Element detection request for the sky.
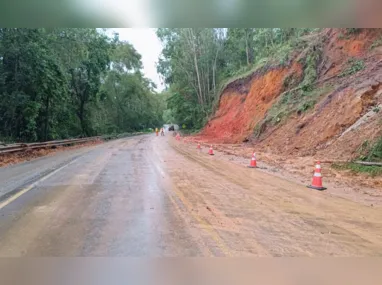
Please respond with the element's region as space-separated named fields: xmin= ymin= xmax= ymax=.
xmin=111 ymin=28 xmax=165 ymax=92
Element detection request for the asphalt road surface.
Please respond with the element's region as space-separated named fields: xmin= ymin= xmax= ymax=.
xmin=0 ymin=134 xmax=381 ymax=257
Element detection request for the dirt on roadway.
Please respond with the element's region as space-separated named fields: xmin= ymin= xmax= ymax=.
xmin=0 ymin=139 xmax=103 ymax=168
xmin=0 ymin=134 xmax=381 ymax=257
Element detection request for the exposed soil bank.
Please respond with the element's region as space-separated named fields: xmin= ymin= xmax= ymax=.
xmin=195 ymin=28 xmax=382 ymax=169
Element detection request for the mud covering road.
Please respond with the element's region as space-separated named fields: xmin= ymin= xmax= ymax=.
xmin=0 ymin=134 xmax=381 ymax=257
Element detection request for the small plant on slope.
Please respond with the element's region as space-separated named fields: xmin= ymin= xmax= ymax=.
xmin=340 ymin=58 xmax=365 ymax=77
xmin=333 ymin=136 xmax=382 ymax=177
xmin=366 ymin=136 xmax=382 ymax=162
xmin=370 ymin=36 xmax=382 ymax=50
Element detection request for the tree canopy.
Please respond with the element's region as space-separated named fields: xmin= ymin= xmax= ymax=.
xmin=0 ymin=28 xmax=164 ymax=142
xmin=157 ymin=28 xmax=318 ymax=129
xmin=0 ymin=28 xmax=321 ymax=141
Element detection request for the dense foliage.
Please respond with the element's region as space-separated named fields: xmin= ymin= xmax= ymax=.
xmin=157 ymin=28 xmax=318 ymax=129
xmin=0 ymin=28 xmax=164 ymax=142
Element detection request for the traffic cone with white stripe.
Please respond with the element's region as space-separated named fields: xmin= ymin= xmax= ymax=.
xmin=208 ymin=145 xmax=214 ymax=155
xmin=247 ymin=152 xmax=257 ymax=168
xmin=307 ymin=161 xmax=326 ymax=191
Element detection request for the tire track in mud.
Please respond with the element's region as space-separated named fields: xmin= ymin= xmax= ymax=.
xmin=171 ymin=140 xmax=382 ymax=256
xmin=146 ymin=136 xmax=234 ymax=256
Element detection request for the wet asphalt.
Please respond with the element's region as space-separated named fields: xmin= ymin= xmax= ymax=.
xmin=1 ymin=134 xmax=382 ymax=257
xmin=0 ymin=135 xmax=201 ymax=256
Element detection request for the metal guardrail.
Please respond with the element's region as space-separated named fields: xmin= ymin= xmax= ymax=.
xmin=0 ymin=137 xmax=102 ymax=154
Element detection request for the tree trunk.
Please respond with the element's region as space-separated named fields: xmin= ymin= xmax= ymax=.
xmin=79 ymin=99 xmax=86 ymax=136
xmin=212 ymin=31 xmax=221 ymax=96
xmin=245 ymin=33 xmax=250 ymax=66
xmin=207 ymin=64 xmax=210 ymax=101
xmin=270 ymin=28 xmax=274 ymax=47
xmin=212 ymin=65 xmax=216 ymax=95
xmin=44 ymin=95 xmax=50 ymax=141
xmin=190 ymin=29 xmax=203 ymax=106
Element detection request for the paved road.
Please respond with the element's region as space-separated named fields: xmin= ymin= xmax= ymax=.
xmin=0 ymin=135 xmax=381 ymax=257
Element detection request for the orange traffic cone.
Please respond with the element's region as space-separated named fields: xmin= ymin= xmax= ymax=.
xmin=307 ymin=161 xmax=326 ymax=191
xmin=247 ymin=152 xmax=257 ymax=168
xmin=197 ymin=143 xmax=201 ymax=150
xmin=208 ymin=145 xmax=214 ymax=155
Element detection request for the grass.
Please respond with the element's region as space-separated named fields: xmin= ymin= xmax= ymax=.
xmin=271 ymin=43 xmax=294 ymax=65
xmin=332 ymin=136 xmax=382 ymax=177
xmin=338 ymin=29 xmax=362 ymax=40
xmin=253 ymin=44 xmax=328 ymax=138
xmin=370 ymin=36 xmax=382 ymax=50
xmin=283 ymin=72 xmax=301 ymax=90
xmin=356 ymin=136 xmax=382 ymax=162
xmin=213 ymin=34 xmax=322 ymax=114
xmin=216 ymin=60 xmax=268 ymax=97
xmin=265 ymin=84 xmax=333 ymax=125
xmin=215 ymin=35 xmax=324 ymax=139
xmin=365 ymin=136 xmax=382 ymax=162
xmin=332 ymin=163 xmax=382 ymax=177
xmin=0 ymin=137 xmax=16 ymax=144
xmin=346 ymin=28 xmax=362 ymax=35
xmin=300 ymin=49 xmax=321 ymax=87
xmin=339 ymin=58 xmax=365 ymax=77
xmin=213 ymin=42 xmax=296 ymax=113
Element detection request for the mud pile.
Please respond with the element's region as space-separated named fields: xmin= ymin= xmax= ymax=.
xmin=197 ymin=29 xmax=382 ymax=160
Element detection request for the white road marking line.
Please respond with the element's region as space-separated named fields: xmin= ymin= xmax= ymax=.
xmin=0 ymin=158 xmax=79 ymax=210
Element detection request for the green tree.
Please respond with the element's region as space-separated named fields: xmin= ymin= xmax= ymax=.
xmin=68 ymin=29 xmax=112 ymax=136
xmin=0 ymin=28 xmax=68 ymax=141
xmin=0 ymin=28 xmax=163 ymax=143
xmin=157 ymin=28 xmax=319 ymax=129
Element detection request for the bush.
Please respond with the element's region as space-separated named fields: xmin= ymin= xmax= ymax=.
xmin=366 ymin=136 xmax=382 ymax=162
xmin=370 ymin=36 xmax=382 ymax=50
xmin=332 ymin=162 xmax=382 ymax=177
xmin=297 ymin=100 xmax=316 ymax=113
xmin=269 ymin=85 xmax=332 ymax=122
xmin=355 ymin=136 xmax=382 ymax=163
xmin=340 ymin=58 xmax=365 ymax=77
xmin=272 ymin=43 xmax=293 ymax=65
xmin=346 ymin=28 xmax=362 ymax=35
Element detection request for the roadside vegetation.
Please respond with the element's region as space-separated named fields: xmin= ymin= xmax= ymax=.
xmin=369 ymin=36 xmax=382 ymax=50
xmin=158 ymin=28 xmax=378 ymax=135
xmin=252 ymin=41 xmax=330 ymax=137
xmin=254 ymin=84 xmax=334 ymax=137
xmin=332 ymin=136 xmax=382 ymax=177
xmin=1 ymin=28 xmax=378 ymax=146
xmin=332 ymin=163 xmax=382 ymax=177
xmin=339 ymin=58 xmax=365 ymax=78
xmin=359 ymin=136 xmax=382 ymax=162
xmin=0 ymin=28 xmax=165 ymax=143
xmin=157 ymin=28 xmax=320 ymax=130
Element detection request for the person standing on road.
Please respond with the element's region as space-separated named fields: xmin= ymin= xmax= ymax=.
xmin=155 ymin=128 xmax=159 ymax=136
xmin=161 ymin=128 xmax=165 ymax=136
